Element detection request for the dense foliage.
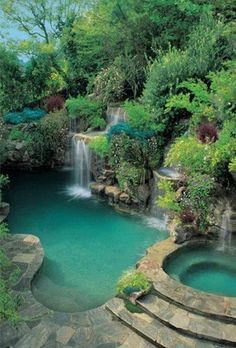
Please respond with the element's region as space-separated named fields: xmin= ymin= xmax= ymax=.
xmin=31 ymin=110 xmax=69 ymax=166
xmin=0 ymin=223 xmax=19 ymax=323
xmin=66 ymin=96 xmax=106 ymax=131
xmin=89 ymin=136 xmax=109 ymax=157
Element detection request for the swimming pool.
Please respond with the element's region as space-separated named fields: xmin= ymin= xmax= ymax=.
xmin=7 ymin=170 xmax=167 ymax=312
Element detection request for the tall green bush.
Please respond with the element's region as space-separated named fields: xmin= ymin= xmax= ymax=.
xmin=142 ymin=17 xmax=234 ymax=141
xmin=124 ymin=101 xmax=160 ymax=132
xmin=116 ymin=162 xmax=143 ymax=197
xmin=165 ymin=60 xmax=236 ymax=128
xmin=31 ymin=110 xmax=68 ymax=165
xmin=0 ymin=223 xmax=19 ymax=323
xmin=66 ymin=96 xmax=106 ymax=130
xmin=89 ymin=136 xmax=109 ymax=157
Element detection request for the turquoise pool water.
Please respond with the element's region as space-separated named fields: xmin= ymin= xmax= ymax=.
xmin=6 ymin=170 xmax=167 ymax=312
xmin=164 ymin=244 xmax=236 ymax=297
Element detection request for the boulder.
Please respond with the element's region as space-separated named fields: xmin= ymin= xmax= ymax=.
xmin=90 ymin=183 xmax=106 ymax=195
xmin=119 ymin=192 xmax=131 ymax=204
xmin=15 ymin=142 xmax=25 ymax=151
xmin=97 ymin=175 xmax=107 ymax=183
xmin=105 ymin=186 xmax=121 ymax=203
xmin=0 ymin=202 xmax=10 ymax=216
xmin=137 ymin=184 xmax=151 ymax=204
xmin=173 ymin=224 xmax=196 ymax=244
xmin=104 ymin=169 xmax=115 ymax=179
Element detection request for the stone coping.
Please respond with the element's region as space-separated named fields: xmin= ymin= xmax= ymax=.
xmin=137 ymin=238 xmax=236 ymax=322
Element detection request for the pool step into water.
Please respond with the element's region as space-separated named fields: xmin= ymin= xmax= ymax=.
xmin=137 ymin=294 xmax=236 ymax=346
xmin=106 ymin=297 xmax=225 ymax=348
xmin=153 ymin=278 xmax=236 ymax=323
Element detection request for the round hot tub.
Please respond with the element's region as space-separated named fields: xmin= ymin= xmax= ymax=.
xmin=163 ymin=243 xmax=236 ymax=297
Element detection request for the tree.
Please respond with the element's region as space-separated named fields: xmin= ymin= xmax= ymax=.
xmin=0 ymin=0 xmax=87 ymax=43
xmin=0 ymin=45 xmax=27 ymax=113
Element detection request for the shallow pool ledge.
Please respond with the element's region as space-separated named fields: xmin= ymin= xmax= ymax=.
xmin=137 ymin=237 xmax=236 ymax=323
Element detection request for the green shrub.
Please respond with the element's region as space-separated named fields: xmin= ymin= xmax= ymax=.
xmin=162 ymin=117 xmax=236 ymax=230
xmin=9 ymin=128 xmax=32 ymax=143
xmin=165 ymin=120 xmax=236 ymax=179
xmin=187 ymin=174 xmax=215 ymax=231
xmin=0 ymin=277 xmax=19 ymax=323
xmin=109 ymin=132 xmax=160 ymax=171
xmin=209 ymin=120 xmax=236 ymax=174
xmin=93 ymin=61 xmax=125 ymax=104
xmin=0 ymin=249 xmax=10 ymax=269
xmin=165 ymin=136 xmax=211 ymax=175
xmin=0 ymin=223 xmax=9 ymax=238
xmin=157 ymin=179 xmax=181 ymax=213
xmin=229 ymin=158 xmax=236 ymax=172
xmin=109 ymin=132 xmax=161 ymax=194
xmin=116 ymin=162 xmax=143 ymax=197
xmin=66 ymin=96 xmax=106 ymax=130
xmin=0 ymin=223 xmax=19 ymax=323
xmin=165 ymin=60 xmax=236 ymax=128
xmin=124 ymin=101 xmax=160 ymax=132
xmin=31 ymin=110 xmax=68 ymax=165
xmin=143 ymin=47 xmax=190 ymax=110
xmin=117 ymin=270 xmax=150 ymax=296
xmin=89 ymin=136 xmax=109 ymax=157
xmin=142 ymin=17 xmax=231 ymax=140
xmin=0 ymin=174 xmax=9 ymax=189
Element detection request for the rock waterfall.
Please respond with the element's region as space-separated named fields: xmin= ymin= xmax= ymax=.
xmin=67 ymin=136 xmax=92 ymax=198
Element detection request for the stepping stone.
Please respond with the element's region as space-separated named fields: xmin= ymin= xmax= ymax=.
xmin=14 ymin=323 xmax=53 ymax=348
xmin=56 ymin=326 xmax=75 ymax=345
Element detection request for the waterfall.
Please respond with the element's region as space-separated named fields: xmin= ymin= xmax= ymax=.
xmin=147 ymin=171 xmax=168 ymax=230
xmin=106 ymin=107 xmax=127 ymax=130
xmin=67 ymin=136 xmax=92 ymax=198
xmin=148 ymin=168 xmax=182 ymax=230
xmin=219 ymin=202 xmax=233 ymax=251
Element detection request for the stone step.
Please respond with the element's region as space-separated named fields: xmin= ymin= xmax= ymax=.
xmin=153 ymin=279 xmax=236 ymax=323
xmin=106 ymin=298 xmax=223 ymax=348
xmin=138 ymin=294 xmax=236 ymax=346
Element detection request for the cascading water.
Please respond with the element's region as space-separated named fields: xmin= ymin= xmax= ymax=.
xmin=106 ymin=106 xmax=127 ymax=130
xmin=67 ymin=136 xmax=92 ymax=198
xmin=147 ymin=171 xmax=168 ymax=230
xmin=219 ymin=202 xmax=233 ymax=251
xmin=148 ymin=168 xmax=182 ymax=230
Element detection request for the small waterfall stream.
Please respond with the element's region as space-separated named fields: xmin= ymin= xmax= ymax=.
xmin=148 ymin=171 xmax=168 ymax=230
xmin=148 ymin=168 xmax=182 ymax=230
xmin=106 ymin=106 xmax=127 ymax=130
xmin=67 ymin=136 xmax=92 ymax=198
xmin=219 ymin=202 xmax=233 ymax=251
xmin=73 ymin=138 xmax=91 ymax=188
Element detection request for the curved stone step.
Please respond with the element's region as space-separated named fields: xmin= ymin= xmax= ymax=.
xmin=153 ymin=277 xmax=236 ymax=323
xmin=137 ymin=294 xmax=236 ymax=346
xmin=106 ymin=298 xmax=224 ymax=348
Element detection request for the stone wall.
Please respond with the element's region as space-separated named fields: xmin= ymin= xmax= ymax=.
xmin=4 ymin=123 xmax=68 ymax=170
xmin=208 ymin=185 xmax=236 ymax=236
xmin=90 ymin=180 xmax=151 ymax=213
